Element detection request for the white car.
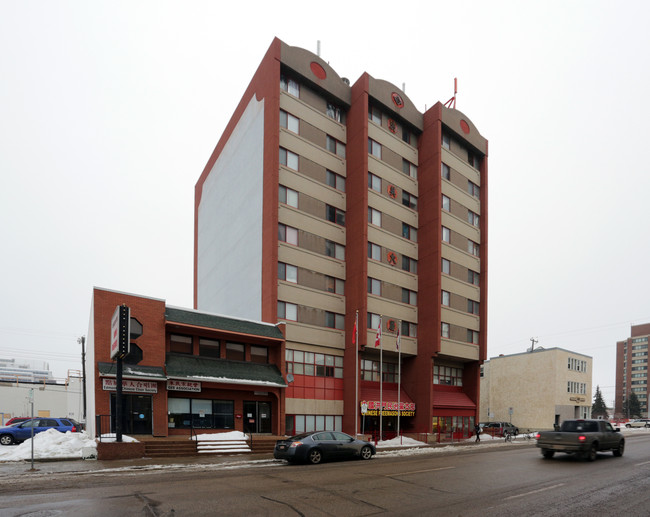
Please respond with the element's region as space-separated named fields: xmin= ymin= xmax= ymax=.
xmin=625 ymin=419 xmax=650 ymax=428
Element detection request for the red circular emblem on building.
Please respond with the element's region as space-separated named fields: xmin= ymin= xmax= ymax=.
xmin=387 ymin=184 xmax=397 ymax=199
xmin=391 ymin=92 xmax=404 ymax=109
xmin=387 ymin=251 xmax=398 ymax=266
xmin=386 ymin=319 xmax=397 ymax=332
xmin=460 ymin=120 xmax=470 ymax=134
xmin=310 ymin=62 xmax=327 ymax=80
xmin=388 ymin=119 xmax=397 ymax=133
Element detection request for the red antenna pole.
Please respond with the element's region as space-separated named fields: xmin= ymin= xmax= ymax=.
xmin=444 ymin=77 xmax=457 ymax=109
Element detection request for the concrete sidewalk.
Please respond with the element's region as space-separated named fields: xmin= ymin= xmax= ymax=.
xmin=0 ymin=438 xmax=537 ymax=480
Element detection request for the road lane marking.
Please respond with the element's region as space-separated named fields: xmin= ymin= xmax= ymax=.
xmin=505 ymin=483 xmax=565 ymax=500
xmin=387 ymin=466 xmax=455 ymax=476
xmin=635 ymin=460 xmax=650 ymax=466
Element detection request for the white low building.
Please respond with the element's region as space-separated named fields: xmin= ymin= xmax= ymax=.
xmin=480 ymin=347 xmax=592 ymax=431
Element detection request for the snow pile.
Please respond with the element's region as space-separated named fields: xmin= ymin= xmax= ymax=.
xmin=192 ymin=431 xmax=247 ymax=441
xmin=376 ymin=436 xmax=427 ymax=448
xmin=0 ymin=429 xmax=97 ymax=462
xmin=193 ymin=430 xmax=251 ymax=453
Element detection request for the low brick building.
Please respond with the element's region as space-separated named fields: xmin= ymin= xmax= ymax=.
xmin=86 ymin=287 xmax=287 ymax=438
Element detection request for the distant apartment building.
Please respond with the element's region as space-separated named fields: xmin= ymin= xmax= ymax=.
xmin=195 ymin=38 xmax=488 ymax=438
xmin=615 ymin=323 xmax=650 ymax=418
xmin=0 ymin=358 xmax=53 ymax=383
xmin=480 ymin=348 xmax=592 ymax=431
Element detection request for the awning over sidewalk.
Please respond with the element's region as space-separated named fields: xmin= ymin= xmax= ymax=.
xmin=165 ymin=354 xmax=287 ymax=388
xmin=432 ymin=390 xmax=476 ymax=408
xmin=98 ymin=362 xmax=166 ymax=381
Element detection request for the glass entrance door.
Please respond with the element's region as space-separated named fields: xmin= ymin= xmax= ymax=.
xmin=243 ymin=401 xmax=272 ymax=434
xmin=110 ymin=394 xmax=153 ymax=435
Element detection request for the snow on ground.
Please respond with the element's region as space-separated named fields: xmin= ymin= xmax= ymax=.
xmin=0 ymin=426 xmax=645 ymax=463
xmin=0 ymin=429 xmax=98 ymax=462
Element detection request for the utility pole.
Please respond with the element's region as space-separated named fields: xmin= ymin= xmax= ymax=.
xmin=530 ymin=337 xmax=538 ymax=352
xmin=78 ymin=336 xmax=87 ymax=422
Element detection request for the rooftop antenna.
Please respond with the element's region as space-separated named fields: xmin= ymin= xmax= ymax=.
xmin=529 ymin=337 xmax=538 ymax=352
xmin=444 ymin=77 xmax=457 ymax=109
xmin=317 ymin=40 xmax=321 ymax=57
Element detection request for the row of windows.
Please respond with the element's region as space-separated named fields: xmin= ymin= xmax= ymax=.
xmin=632 ymin=337 xmax=649 ymax=343
xmin=367 ymin=312 xmax=417 ymax=338
xmin=367 ymin=206 xmax=418 ymax=242
xmin=368 ymin=173 xmax=417 ymax=210
xmin=441 ymin=322 xmax=479 ymax=344
xmin=285 ymin=349 xmax=344 ymax=378
xmin=286 ymin=414 xmax=343 ymax=435
xmin=279 ymin=223 xmax=345 ymax=260
xmin=568 ymin=357 xmax=587 ymax=372
xmin=280 ymin=185 xmax=346 ymax=227
xmin=567 ymin=382 xmax=587 ymax=395
xmin=369 ymin=105 xmax=417 ymax=146
xmin=278 ymin=301 xmax=344 ymax=330
xmin=367 ymin=277 xmax=417 ymax=305
xmin=633 ymin=344 xmax=648 ymax=351
xmin=441 ymin=162 xmax=480 ymax=199
xmin=169 ymin=335 xmax=268 ymax=363
xmin=281 ymin=74 xmax=344 ymax=125
xmin=442 ymin=195 xmax=479 ymax=228
xmin=361 ymin=359 xmax=398 ymax=383
xmin=278 ymin=262 xmax=344 ymax=295
xmin=434 ymin=365 xmax=463 ymax=386
xmin=442 ymin=226 xmax=479 ymax=256
xmin=368 ymin=242 xmax=418 ymax=273
xmin=442 ymin=131 xmax=481 ymax=171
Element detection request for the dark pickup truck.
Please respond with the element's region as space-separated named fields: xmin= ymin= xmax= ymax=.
xmin=535 ymin=419 xmax=624 ymax=461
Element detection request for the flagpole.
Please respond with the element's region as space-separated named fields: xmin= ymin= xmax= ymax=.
xmin=379 ymin=315 xmax=383 ymax=443
xmin=397 ymin=320 xmax=402 ymax=444
xmin=354 ymin=310 xmax=359 ymax=437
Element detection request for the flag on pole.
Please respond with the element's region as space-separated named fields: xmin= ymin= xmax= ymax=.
xmin=396 ymin=322 xmax=401 ymax=350
xmin=374 ymin=319 xmax=382 ymax=347
xmin=352 ymin=313 xmax=357 ymax=345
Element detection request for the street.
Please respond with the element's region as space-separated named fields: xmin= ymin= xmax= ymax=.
xmin=1 ymin=434 xmax=650 ymax=516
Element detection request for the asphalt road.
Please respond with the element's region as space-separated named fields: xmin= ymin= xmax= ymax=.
xmin=1 ymin=434 xmax=650 ymax=516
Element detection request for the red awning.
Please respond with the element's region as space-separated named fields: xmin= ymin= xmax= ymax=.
xmin=432 ymin=390 xmax=476 ymax=409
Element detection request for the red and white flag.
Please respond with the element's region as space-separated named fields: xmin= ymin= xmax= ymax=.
xmin=396 ymin=322 xmax=401 ymax=350
xmin=352 ymin=312 xmax=358 ymax=345
xmin=374 ymin=317 xmax=382 ymax=348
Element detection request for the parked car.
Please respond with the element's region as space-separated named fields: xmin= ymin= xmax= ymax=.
xmin=625 ymin=419 xmax=650 ymax=428
xmin=0 ymin=418 xmax=82 ymax=445
xmin=274 ymin=431 xmax=375 ymax=464
xmin=479 ymin=422 xmax=519 ymax=437
xmin=4 ymin=417 xmax=30 ymax=426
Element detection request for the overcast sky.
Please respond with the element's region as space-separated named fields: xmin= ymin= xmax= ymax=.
xmin=2 ymin=1 xmax=649 ymax=406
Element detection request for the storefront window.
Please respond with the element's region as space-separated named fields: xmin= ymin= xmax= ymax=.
xmin=168 ymin=398 xmax=234 ymax=429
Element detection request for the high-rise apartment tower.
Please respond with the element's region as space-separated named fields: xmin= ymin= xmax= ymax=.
xmin=616 ymin=323 xmax=650 ymax=417
xmin=195 ymin=38 xmax=488 ymax=437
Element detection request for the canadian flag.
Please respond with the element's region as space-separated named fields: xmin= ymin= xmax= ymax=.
xmin=374 ymin=318 xmax=382 ymax=348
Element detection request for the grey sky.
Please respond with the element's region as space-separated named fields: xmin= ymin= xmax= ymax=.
xmin=1 ymin=1 xmax=649 ymax=406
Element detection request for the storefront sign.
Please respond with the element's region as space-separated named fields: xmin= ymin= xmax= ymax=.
xmin=102 ymin=378 xmax=158 ymax=393
xmin=363 ymin=400 xmax=415 ymax=411
xmin=167 ymin=380 xmax=201 ymax=392
xmin=364 ymin=410 xmax=415 ymax=417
